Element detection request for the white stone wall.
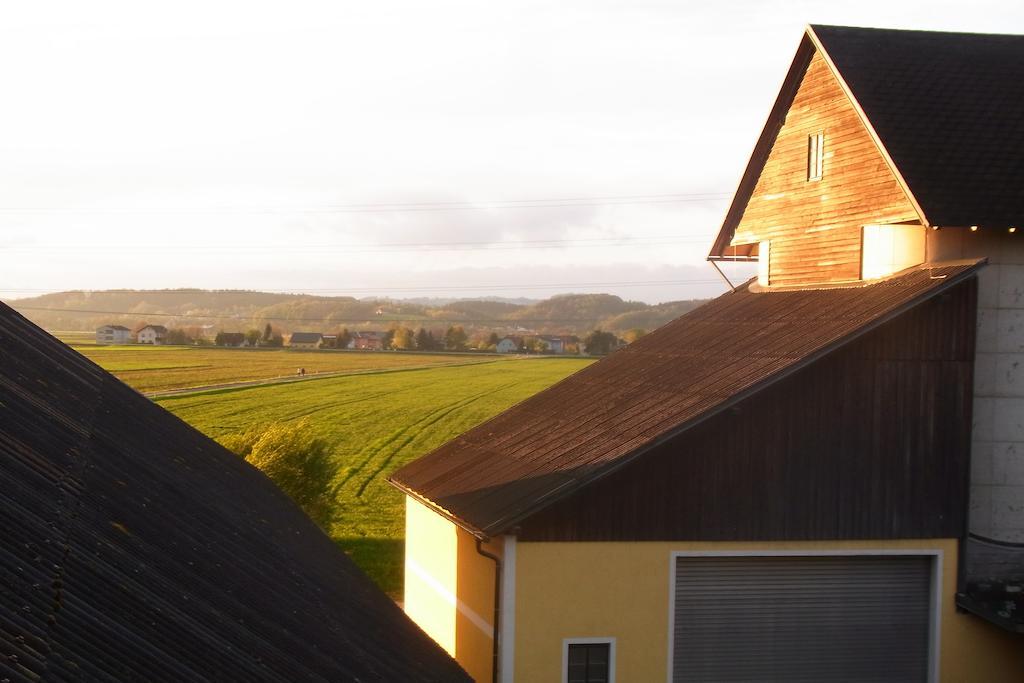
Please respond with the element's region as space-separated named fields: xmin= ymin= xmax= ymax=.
xmin=929 ymin=229 xmax=1024 ymax=542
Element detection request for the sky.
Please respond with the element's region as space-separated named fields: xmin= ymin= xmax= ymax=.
xmin=2 ymin=0 xmax=1023 ymax=304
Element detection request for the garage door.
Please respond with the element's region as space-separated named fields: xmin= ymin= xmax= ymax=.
xmin=672 ymin=555 xmax=934 ymax=682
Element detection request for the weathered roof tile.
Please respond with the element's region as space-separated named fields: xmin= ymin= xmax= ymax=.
xmin=391 ymin=262 xmax=983 ymax=537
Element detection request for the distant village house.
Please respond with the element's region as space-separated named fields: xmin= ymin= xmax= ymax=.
xmin=349 ymin=330 xmax=387 ymax=350
xmin=215 ymin=332 xmax=247 ymax=347
xmin=95 ymin=324 xmax=131 ymax=345
xmin=136 ymin=324 xmax=167 ymax=345
xmin=496 ymin=336 xmax=521 ymax=353
xmin=288 ymin=332 xmax=323 ymax=349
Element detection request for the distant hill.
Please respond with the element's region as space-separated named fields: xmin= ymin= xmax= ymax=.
xmin=5 ymin=289 xmax=708 ymax=337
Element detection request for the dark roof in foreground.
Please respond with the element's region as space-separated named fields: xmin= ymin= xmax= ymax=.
xmin=0 ymin=304 xmax=469 ymax=682
xmin=811 ymin=25 xmax=1024 ymax=229
xmin=391 ymin=261 xmax=982 ymax=538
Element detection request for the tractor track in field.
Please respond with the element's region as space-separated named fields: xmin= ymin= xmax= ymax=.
xmin=341 ymin=382 xmax=519 ymax=497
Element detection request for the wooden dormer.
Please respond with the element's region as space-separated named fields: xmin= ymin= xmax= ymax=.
xmin=710 ymin=26 xmax=1024 ymax=288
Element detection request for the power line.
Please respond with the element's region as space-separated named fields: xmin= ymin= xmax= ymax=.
xmin=8 ymin=234 xmax=699 ymax=248
xmin=0 ymin=191 xmax=731 ymax=215
xmin=1 ymin=237 xmax=714 ymax=254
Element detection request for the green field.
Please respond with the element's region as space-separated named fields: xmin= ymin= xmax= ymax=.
xmin=71 ymin=343 xmax=495 ymax=393
xmin=152 ymin=357 xmax=591 ymax=596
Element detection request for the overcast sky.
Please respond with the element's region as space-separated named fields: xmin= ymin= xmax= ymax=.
xmin=2 ymin=0 xmax=1023 ymax=304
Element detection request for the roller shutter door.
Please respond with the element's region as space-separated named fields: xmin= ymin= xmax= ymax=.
xmin=672 ymin=555 xmax=933 ymax=682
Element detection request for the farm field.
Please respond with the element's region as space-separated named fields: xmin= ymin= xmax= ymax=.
xmin=155 ymin=357 xmax=592 ymax=597
xmin=69 ymin=343 xmax=495 ymax=393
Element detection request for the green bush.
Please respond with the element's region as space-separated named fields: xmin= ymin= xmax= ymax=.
xmin=218 ymin=420 xmax=336 ymax=530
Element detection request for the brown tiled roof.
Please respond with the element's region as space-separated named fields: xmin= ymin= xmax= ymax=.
xmin=0 ymin=304 xmax=469 ymax=681
xmin=812 ymin=25 xmax=1024 ymax=229
xmin=390 ymin=261 xmax=983 ymax=538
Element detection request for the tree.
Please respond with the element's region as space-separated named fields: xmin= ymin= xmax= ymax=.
xmin=165 ymin=328 xmax=192 ymax=345
xmin=487 ymin=332 xmax=500 ymax=347
xmin=583 ymin=329 xmax=618 ymax=355
xmin=523 ymin=337 xmax=548 ymax=354
xmin=218 ymin=420 xmax=336 ymax=530
xmin=245 ymin=328 xmax=262 ymax=346
xmin=266 ymin=333 xmax=284 ymax=348
xmin=391 ymin=326 xmax=415 ymax=350
xmin=182 ymin=325 xmax=207 ymax=344
xmin=415 ymin=327 xmax=432 ymax=351
xmin=622 ymin=328 xmax=648 ymax=344
xmin=263 ymin=323 xmax=273 ymax=342
xmin=444 ymin=325 xmax=468 ymax=351
xmin=336 ymin=328 xmax=352 ymax=350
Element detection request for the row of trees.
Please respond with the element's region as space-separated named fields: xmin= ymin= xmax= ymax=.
xmin=143 ymin=320 xmax=647 ymax=355
xmin=381 ymin=325 xmax=469 ymax=351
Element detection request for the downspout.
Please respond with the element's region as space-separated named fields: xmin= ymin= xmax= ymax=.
xmin=475 ymin=539 xmax=501 ymax=683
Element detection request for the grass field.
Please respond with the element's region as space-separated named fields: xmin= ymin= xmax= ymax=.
xmin=71 ymin=343 xmax=495 ymax=393
xmin=153 ymin=357 xmax=591 ymax=596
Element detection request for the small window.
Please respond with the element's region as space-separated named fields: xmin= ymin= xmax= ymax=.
xmin=564 ymin=639 xmax=615 ymax=683
xmin=808 ymin=131 xmax=824 ymax=180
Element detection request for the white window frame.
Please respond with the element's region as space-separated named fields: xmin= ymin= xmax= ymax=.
xmin=665 ymin=549 xmax=942 ymax=683
xmin=562 ymin=636 xmax=616 ymax=683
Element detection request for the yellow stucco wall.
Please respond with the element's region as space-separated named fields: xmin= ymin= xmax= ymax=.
xmin=513 ymin=539 xmax=1024 ymax=683
xmin=403 ymin=496 xmax=498 ymax=683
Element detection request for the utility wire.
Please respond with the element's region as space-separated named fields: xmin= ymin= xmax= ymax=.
xmin=2 ymin=234 xmax=716 ymax=257
xmin=3 ymin=240 xmax=712 ymax=255
xmin=0 ymin=191 xmax=731 ymax=215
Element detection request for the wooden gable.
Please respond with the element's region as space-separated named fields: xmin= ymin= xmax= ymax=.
xmin=716 ymin=41 xmax=920 ymax=287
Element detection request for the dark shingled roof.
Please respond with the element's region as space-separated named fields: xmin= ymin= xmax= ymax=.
xmin=0 ymin=303 xmax=469 ymax=682
xmin=391 ymin=261 xmax=983 ymax=538
xmin=812 ymin=25 xmax=1024 ymax=229
xmin=289 ymin=331 xmax=323 ymax=344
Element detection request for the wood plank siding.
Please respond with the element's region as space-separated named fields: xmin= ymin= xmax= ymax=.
xmin=517 ymin=276 xmax=977 ymax=542
xmin=730 ymin=51 xmax=918 ymax=286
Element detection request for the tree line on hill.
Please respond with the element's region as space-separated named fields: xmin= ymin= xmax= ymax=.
xmin=11 ymin=289 xmax=706 ymax=338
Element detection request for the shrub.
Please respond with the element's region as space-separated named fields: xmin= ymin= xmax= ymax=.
xmin=218 ymin=420 xmax=336 ymax=529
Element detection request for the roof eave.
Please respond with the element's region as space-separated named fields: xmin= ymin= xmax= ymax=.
xmin=708 ymin=33 xmax=816 ymax=261
xmin=387 ymin=475 xmax=490 ymax=540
